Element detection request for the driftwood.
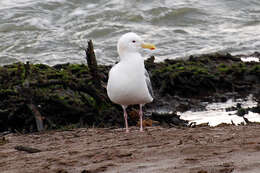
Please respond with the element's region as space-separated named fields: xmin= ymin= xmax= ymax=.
xmin=85 ymin=40 xmax=101 ymax=89
xmin=23 ymin=62 xmax=44 ymax=132
xmin=14 ymin=145 xmax=41 ymax=153
xmin=27 ymin=104 xmax=44 ymax=131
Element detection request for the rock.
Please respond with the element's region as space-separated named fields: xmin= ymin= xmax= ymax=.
xmin=236 ymin=108 xmax=248 ymax=117
xmin=150 ymin=112 xmax=188 ymax=127
xmin=0 ymin=51 xmax=259 ymax=132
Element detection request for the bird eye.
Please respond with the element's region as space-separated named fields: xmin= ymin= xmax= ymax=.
xmin=132 ymin=40 xmax=136 ymax=43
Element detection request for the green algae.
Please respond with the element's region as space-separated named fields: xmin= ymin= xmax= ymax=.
xmin=0 ymin=62 xmax=122 ymax=132
xmin=249 ymin=64 xmax=260 ymax=74
xmin=0 ymin=137 xmax=8 ymax=146
xmin=146 ymin=52 xmax=259 ymax=97
xmin=0 ymin=52 xmax=259 ymax=132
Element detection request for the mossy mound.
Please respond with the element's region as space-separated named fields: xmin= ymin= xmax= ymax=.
xmin=0 ymin=52 xmax=259 ymax=132
xmin=0 ymin=63 xmax=123 ymax=132
xmin=146 ymin=53 xmax=260 ymax=98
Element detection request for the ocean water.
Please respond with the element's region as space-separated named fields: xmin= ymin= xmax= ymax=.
xmin=179 ymin=95 xmax=260 ymax=126
xmin=0 ymin=0 xmax=260 ymax=66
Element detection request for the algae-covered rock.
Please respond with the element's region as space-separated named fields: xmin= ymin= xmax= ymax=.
xmin=146 ymin=52 xmax=260 ymax=98
xmin=0 ymin=52 xmax=259 ymax=132
xmin=0 ymin=62 xmax=122 ymax=132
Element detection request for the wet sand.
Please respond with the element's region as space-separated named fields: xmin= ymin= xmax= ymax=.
xmin=1 ymin=125 xmax=260 ymax=173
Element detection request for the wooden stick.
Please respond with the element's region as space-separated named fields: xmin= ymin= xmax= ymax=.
xmin=14 ymin=145 xmax=41 ymax=153
xmin=23 ymin=62 xmax=44 ymax=132
xmin=85 ymin=40 xmax=101 ymax=89
xmin=27 ymin=104 xmax=44 ymax=131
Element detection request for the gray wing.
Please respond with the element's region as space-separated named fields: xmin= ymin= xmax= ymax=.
xmin=145 ymin=69 xmax=154 ymax=98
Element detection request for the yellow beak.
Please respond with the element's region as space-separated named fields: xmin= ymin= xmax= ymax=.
xmin=141 ymin=43 xmax=156 ymax=50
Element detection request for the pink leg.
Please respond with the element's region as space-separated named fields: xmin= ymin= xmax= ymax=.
xmin=122 ymin=106 xmax=129 ymax=133
xmin=139 ymin=104 xmax=143 ymax=132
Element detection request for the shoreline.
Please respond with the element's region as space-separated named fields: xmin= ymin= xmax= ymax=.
xmin=1 ymin=125 xmax=260 ymax=173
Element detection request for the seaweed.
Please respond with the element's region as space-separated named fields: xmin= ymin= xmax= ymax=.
xmin=0 ymin=48 xmax=259 ymax=132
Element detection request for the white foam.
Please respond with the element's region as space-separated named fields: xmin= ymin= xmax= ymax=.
xmin=179 ymin=95 xmax=259 ymax=126
xmin=241 ymin=56 xmax=259 ymax=62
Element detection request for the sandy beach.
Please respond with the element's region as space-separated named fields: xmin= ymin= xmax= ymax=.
xmin=1 ymin=124 xmax=260 ymax=173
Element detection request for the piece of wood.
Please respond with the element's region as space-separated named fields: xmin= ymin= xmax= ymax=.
xmin=22 ymin=62 xmax=44 ymax=132
xmin=85 ymin=40 xmax=101 ymax=89
xmin=27 ymin=104 xmax=44 ymax=132
xmin=86 ymin=40 xmax=98 ymax=69
xmin=24 ymin=61 xmax=30 ymax=79
xmin=14 ymin=145 xmax=41 ymax=153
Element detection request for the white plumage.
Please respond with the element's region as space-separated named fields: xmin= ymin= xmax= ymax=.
xmin=107 ymin=32 xmax=156 ymax=132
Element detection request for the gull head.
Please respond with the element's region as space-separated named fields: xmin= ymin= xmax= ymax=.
xmin=117 ymin=32 xmax=156 ymax=58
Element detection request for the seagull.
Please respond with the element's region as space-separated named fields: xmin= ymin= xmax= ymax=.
xmin=107 ymin=32 xmax=156 ymax=133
